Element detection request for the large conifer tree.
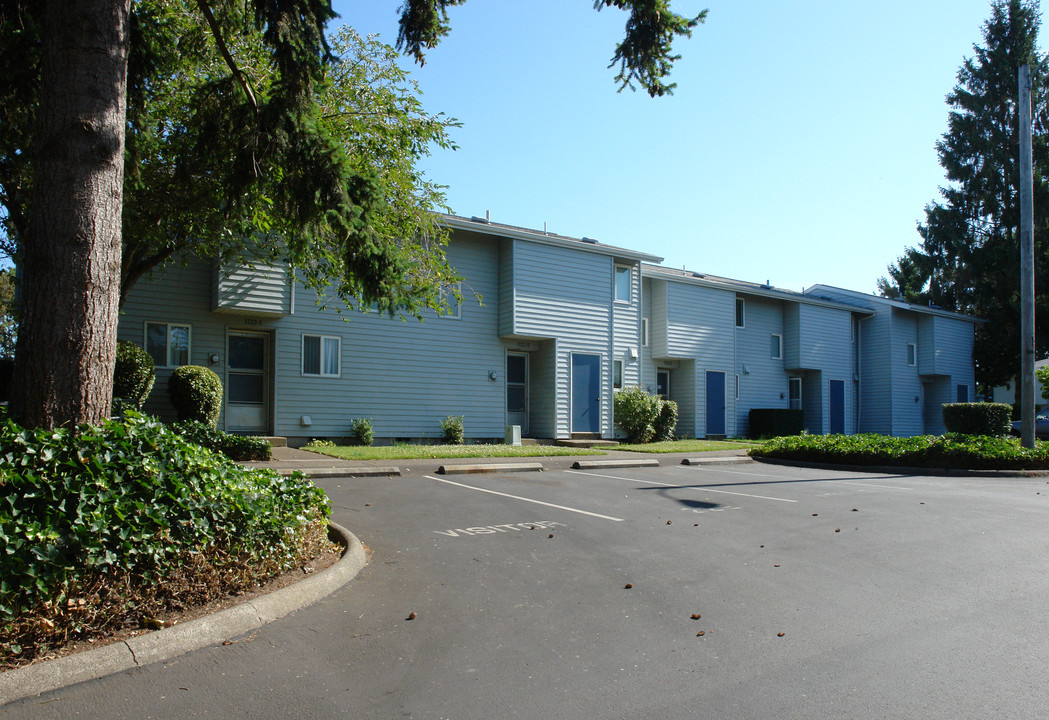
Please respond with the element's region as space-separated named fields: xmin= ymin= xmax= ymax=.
xmin=879 ymin=0 xmax=1049 ymax=390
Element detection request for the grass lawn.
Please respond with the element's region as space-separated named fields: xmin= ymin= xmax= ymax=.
xmin=304 ymin=443 xmax=608 ymax=460
xmin=615 ymin=438 xmax=763 ymax=453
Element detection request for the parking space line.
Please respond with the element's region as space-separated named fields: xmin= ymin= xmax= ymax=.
xmin=565 ymin=470 xmax=798 ymax=503
xmin=423 ymin=476 xmax=625 ymax=522
xmin=837 ymin=481 xmax=914 ymax=491
xmin=678 ymin=465 xmax=915 ymax=490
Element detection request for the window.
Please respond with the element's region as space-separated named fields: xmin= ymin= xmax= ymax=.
xmin=302 ymin=335 xmax=340 ymax=376
xmin=735 ymin=374 xmax=740 ymax=400
xmin=735 ymin=298 xmax=745 ymax=328
xmin=957 ymin=384 xmax=968 ymax=403
xmin=770 ymin=333 xmax=783 ymax=360
xmin=789 ymin=377 xmax=802 ymax=410
xmin=145 ymin=322 xmax=191 ymax=368
xmin=614 ymin=265 xmax=632 ymax=302
xmin=438 ymin=282 xmax=462 ymax=319
xmin=613 ymin=360 xmax=623 ymax=389
xmin=641 ymin=317 xmax=650 ymax=347
xmin=907 ymin=343 xmax=917 ymax=367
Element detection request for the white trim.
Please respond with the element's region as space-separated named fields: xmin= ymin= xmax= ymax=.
xmin=907 ymin=343 xmax=917 ymax=367
xmin=144 ymin=321 xmax=192 ymax=368
xmin=301 ymin=334 xmax=341 ymax=377
xmin=641 ymin=317 xmax=650 ymax=347
xmin=770 ymin=333 xmax=783 ymax=360
xmin=789 ymin=376 xmax=802 ymax=410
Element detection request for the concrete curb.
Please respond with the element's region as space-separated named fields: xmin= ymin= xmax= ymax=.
xmin=680 ymin=456 xmax=755 ymax=466
xmin=0 ymin=523 xmax=367 ymax=707
xmin=276 ymin=467 xmax=401 ymax=478
xmin=571 ymin=458 xmax=660 ymax=470
xmin=437 ymin=462 xmax=545 ymax=475
xmin=752 ymin=456 xmax=1049 ymax=478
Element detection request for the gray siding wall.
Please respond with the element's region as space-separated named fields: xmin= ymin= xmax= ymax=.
xmin=275 ymin=234 xmax=506 ymax=439
xmin=858 ymin=312 xmax=893 ymax=434
xmin=213 ymin=260 xmax=291 ymax=316
xmin=733 ymin=296 xmax=788 ymax=437
xmin=799 ymin=304 xmax=855 ymax=434
xmin=665 ymin=282 xmax=735 ymax=437
xmin=529 ymin=340 xmax=558 ymax=438
xmin=675 ymin=360 xmax=697 ymax=438
xmin=498 ymin=238 xmax=514 ymax=337
xmin=891 ymin=310 xmax=923 ymax=437
xmin=613 ymin=263 xmax=642 ymax=390
xmin=120 ymin=256 xmax=231 ymax=426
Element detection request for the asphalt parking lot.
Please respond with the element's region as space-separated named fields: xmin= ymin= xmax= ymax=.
xmin=6 ymin=461 xmax=1049 ymax=719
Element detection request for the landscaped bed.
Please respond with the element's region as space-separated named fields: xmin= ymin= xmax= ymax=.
xmin=0 ymin=413 xmax=333 ymax=669
xmin=304 ymin=442 xmax=607 ymax=460
xmin=750 ymin=432 xmax=1049 ymax=471
xmin=615 ymin=438 xmax=761 ymax=453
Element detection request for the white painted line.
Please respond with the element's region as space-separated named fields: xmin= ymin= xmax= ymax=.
xmin=423 ymin=476 xmax=626 ymax=522
xmin=565 ymin=470 xmax=798 ymax=503
xmin=838 ymin=481 xmax=914 ymax=491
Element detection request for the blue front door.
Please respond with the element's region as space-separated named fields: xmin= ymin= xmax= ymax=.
xmin=830 ymin=379 xmax=845 ymax=434
xmin=572 ymin=354 xmax=602 ymax=433
xmin=705 ymin=371 xmax=725 ymax=436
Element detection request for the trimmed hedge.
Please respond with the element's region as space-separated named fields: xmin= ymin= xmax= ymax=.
xmin=172 ymin=420 xmax=272 ymax=461
xmin=942 ymin=402 xmax=1010 ymax=436
xmin=653 ymin=399 xmax=679 ymax=442
xmin=112 ymin=340 xmax=155 ymax=410
xmin=169 ymin=365 xmax=223 ymax=427
xmin=614 ymin=386 xmax=660 ymax=443
xmin=0 ymin=412 xmax=328 ymax=664
xmin=750 ymin=432 xmax=1049 ymax=470
xmin=749 ymin=408 xmax=803 ymax=439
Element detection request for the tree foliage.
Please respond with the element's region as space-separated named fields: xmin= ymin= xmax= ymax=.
xmin=395 ymin=0 xmax=706 ymax=97
xmin=878 ymin=0 xmax=1049 ymax=389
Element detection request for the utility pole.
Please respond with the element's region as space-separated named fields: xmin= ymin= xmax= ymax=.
xmin=1019 ymin=65 xmax=1036 ymax=448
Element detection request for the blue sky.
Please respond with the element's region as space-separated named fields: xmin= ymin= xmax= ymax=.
xmin=333 ymin=0 xmax=1037 ymax=294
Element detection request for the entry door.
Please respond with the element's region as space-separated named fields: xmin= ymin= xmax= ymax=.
xmin=830 ymin=379 xmax=845 ymax=435
xmin=656 ymin=370 xmax=670 ymax=400
xmin=571 ymin=354 xmax=602 ymax=434
xmin=226 ymin=332 xmax=270 ymax=433
xmin=705 ymin=370 xmax=726 ymax=436
xmin=506 ymin=352 xmax=529 ymax=435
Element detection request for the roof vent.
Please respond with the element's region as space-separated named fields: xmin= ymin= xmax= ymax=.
xmin=692 ymin=271 xmax=704 ymax=278
xmin=581 ymin=237 xmax=598 ymax=244
xmin=470 ymin=215 xmax=491 ymax=224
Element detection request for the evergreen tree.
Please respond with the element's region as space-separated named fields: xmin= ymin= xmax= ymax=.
xmin=879 ymin=0 xmax=1049 ymax=389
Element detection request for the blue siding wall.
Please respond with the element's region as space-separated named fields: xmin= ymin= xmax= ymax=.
xmin=733 ymin=296 xmax=787 ymax=437
xmin=891 ymin=310 xmax=923 ymax=437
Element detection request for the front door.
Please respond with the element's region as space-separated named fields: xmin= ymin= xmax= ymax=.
xmin=830 ymin=379 xmax=845 ymax=434
xmin=226 ymin=331 xmax=270 ymax=433
xmin=571 ymin=354 xmax=602 ymax=434
xmin=705 ymin=370 xmax=726 ymax=436
xmin=656 ymin=370 xmax=670 ymax=400
xmin=506 ymin=352 xmax=529 ymax=435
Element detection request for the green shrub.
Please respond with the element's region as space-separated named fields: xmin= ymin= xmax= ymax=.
xmin=0 ymin=412 xmax=328 ymax=664
xmin=750 ymin=432 xmax=1049 ymax=470
xmin=304 ymin=439 xmax=336 ymax=449
xmin=749 ymin=408 xmax=804 ymax=438
xmin=440 ymin=415 xmax=464 ymax=444
xmin=942 ymin=402 xmax=1011 ymax=436
xmin=350 ymin=417 xmax=374 ymax=446
xmin=172 ymin=420 xmax=272 ymax=461
xmin=614 ymin=385 xmax=660 ymax=443
xmin=653 ymin=399 xmax=679 ymax=441
xmin=112 ymin=340 xmax=155 ymax=411
xmin=168 ymin=365 xmax=222 ymax=427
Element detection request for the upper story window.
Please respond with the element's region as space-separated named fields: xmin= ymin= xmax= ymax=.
xmin=735 ymin=298 xmax=745 ymax=328
xmin=145 ymin=322 xmax=191 ymax=368
xmin=438 ymin=282 xmax=462 ymax=319
xmin=613 ymin=359 xmax=623 ymax=389
xmin=907 ymin=343 xmax=917 ymax=367
xmin=614 ymin=265 xmax=632 ymax=303
xmin=641 ymin=317 xmax=650 ymax=347
xmin=770 ymin=333 xmax=783 ymax=360
xmin=302 ymin=334 xmax=341 ymax=377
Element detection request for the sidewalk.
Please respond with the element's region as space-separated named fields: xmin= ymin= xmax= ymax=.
xmin=242 ymin=444 xmax=754 ymax=477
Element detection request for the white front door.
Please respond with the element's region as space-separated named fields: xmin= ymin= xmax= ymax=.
xmin=506 ymin=352 xmax=529 ymax=435
xmin=226 ymin=331 xmax=270 ymax=433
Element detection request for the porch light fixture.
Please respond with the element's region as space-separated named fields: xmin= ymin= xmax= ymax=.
xmin=489 ymin=370 xmax=497 ymax=381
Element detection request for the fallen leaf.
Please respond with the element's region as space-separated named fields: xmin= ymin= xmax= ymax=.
xmin=624 ymin=583 xmax=633 ymax=589
xmin=777 ymin=632 xmax=785 ymax=637
xmin=774 ymin=564 xmax=780 ymax=567
xmin=530 ymin=525 xmax=536 ymax=530
xmin=548 ymin=533 xmax=554 ymax=538
xmin=835 ymin=528 xmax=840 ymax=533
xmin=696 ymin=631 xmax=706 ymax=637
xmin=760 ymin=544 xmax=764 ymax=548
xmin=691 ymin=613 xmax=701 ymax=620
xmin=812 ymin=513 xmax=818 ymax=517
xmin=666 ymin=520 xmax=672 ymax=525
xmin=222 ymin=640 xmax=234 ymax=646
xmin=407 ymin=612 xmax=417 ymax=621
xmin=851 ymin=508 xmax=858 ymax=512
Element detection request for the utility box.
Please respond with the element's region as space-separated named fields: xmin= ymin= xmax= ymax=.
xmin=505 ymin=425 xmax=522 ymax=446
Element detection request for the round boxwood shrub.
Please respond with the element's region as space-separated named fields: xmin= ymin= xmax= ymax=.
xmin=169 ymin=365 xmax=223 ymax=427
xmin=614 ymin=385 xmax=660 ymax=443
xmin=112 ymin=340 xmax=155 ymax=410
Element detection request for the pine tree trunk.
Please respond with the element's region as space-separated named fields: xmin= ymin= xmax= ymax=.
xmin=9 ymin=0 xmax=130 ymax=428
